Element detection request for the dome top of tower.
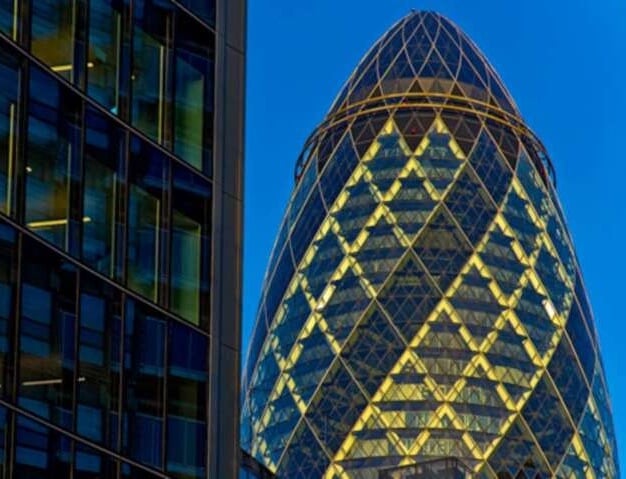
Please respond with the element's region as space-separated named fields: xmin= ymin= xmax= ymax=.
xmin=327 ymin=11 xmax=521 ymax=120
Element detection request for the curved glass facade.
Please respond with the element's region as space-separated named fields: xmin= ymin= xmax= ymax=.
xmin=242 ymin=11 xmax=619 ymax=478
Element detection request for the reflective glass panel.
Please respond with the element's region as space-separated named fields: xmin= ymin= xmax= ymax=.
xmin=0 ymin=48 xmax=18 ymax=214
xmin=0 ymin=223 xmax=16 ymax=397
xmin=167 ymin=321 xmax=207 ymax=477
xmin=31 ymin=0 xmax=75 ymax=81
xmin=0 ymin=0 xmax=15 ymax=38
xmin=25 ymin=68 xmax=81 ymax=251
xmin=123 ymin=298 xmax=166 ymax=469
xmin=87 ymin=0 xmax=122 ymax=112
xmin=178 ymin=0 xmax=215 ymax=27
xmin=74 ymin=443 xmax=119 ymax=479
xmin=76 ymin=273 xmax=122 ymax=451
xmin=18 ymin=237 xmax=77 ymax=429
xmin=83 ymin=107 xmax=122 ymax=276
xmin=132 ymin=0 xmax=170 ymax=141
xmin=171 ymin=164 xmax=210 ymax=324
xmin=0 ymin=406 xmax=7 ymax=476
xmin=15 ymin=415 xmax=71 ymax=476
xmin=174 ymin=14 xmax=214 ymax=170
xmin=127 ymin=137 xmax=166 ymax=301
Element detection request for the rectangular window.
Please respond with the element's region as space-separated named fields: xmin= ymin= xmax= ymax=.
xmin=0 ymin=406 xmax=7 ymax=475
xmin=127 ymin=137 xmax=166 ymax=301
xmin=131 ymin=0 xmax=171 ymax=142
xmin=87 ymin=0 xmax=122 ymax=112
xmin=18 ymin=237 xmax=77 ymax=430
xmin=31 ymin=0 xmax=76 ymax=81
xmin=0 ymin=48 xmax=18 ymax=214
xmin=123 ymin=299 xmax=166 ymax=469
xmin=170 ymin=164 xmax=210 ymax=325
xmin=74 ymin=442 xmax=119 ymax=479
xmin=25 ymin=67 xmax=81 ymax=251
xmin=83 ymin=107 xmax=123 ymax=276
xmin=0 ymin=223 xmax=16 ymax=398
xmin=178 ymin=0 xmax=215 ymax=27
xmin=173 ymin=13 xmax=215 ymax=171
xmin=77 ymin=273 xmax=122 ymax=452
xmin=15 ymin=415 xmax=72 ymax=476
xmin=167 ymin=322 xmax=207 ymax=477
xmin=0 ymin=0 xmax=16 ymax=38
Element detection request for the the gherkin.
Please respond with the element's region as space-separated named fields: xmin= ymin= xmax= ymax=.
xmin=242 ymin=11 xmax=619 ymax=479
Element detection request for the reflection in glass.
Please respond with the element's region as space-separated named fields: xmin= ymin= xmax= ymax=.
xmin=127 ymin=137 xmax=165 ymax=301
xmin=0 ymin=0 xmax=15 ymax=38
xmin=18 ymin=237 xmax=77 ymax=430
xmin=171 ymin=210 xmax=200 ymax=322
xmin=132 ymin=0 xmax=169 ymax=141
xmin=0 ymin=49 xmax=18 ymax=214
xmin=128 ymin=185 xmax=159 ymax=300
xmin=83 ymin=108 xmax=121 ymax=276
xmin=15 ymin=415 xmax=72 ymax=476
xmin=167 ymin=322 xmax=207 ymax=477
xmin=31 ymin=0 xmax=75 ymax=81
xmin=0 ymin=224 xmax=15 ymax=397
xmin=0 ymin=406 xmax=7 ymax=475
xmin=25 ymin=68 xmax=80 ymax=251
xmin=75 ymin=443 xmax=119 ymax=479
xmin=77 ymin=273 xmax=122 ymax=451
xmin=87 ymin=0 xmax=121 ymax=112
xmin=171 ymin=165 xmax=210 ymax=325
xmin=123 ymin=299 xmax=165 ymax=469
xmin=178 ymin=0 xmax=215 ymax=27
xmin=174 ymin=15 xmax=214 ymax=170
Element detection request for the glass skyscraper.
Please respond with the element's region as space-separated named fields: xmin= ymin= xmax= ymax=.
xmin=0 ymin=0 xmax=245 ymax=478
xmin=242 ymin=11 xmax=619 ymax=478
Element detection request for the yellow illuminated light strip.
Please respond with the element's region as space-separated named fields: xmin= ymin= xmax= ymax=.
xmin=28 ymin=216 xmax=92 ymax=230
xmin=50 ymin=62 xmax=95 ymax=73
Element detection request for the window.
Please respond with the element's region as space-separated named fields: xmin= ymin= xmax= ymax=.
xmin=0 ymin=47 xmax=18 ymax=214
xmin=170 ymin=164 xmax=210 ymax=325
xmin=127 ymin=136 xmax=166 ymax=301
xmin=178 ymin=0 xmax=215 ymax=27
xmin=18 ymin=236 xmax=77 ymax=430
xmin=25 ymin=67 xmax=81 ymax=251
xmin=173 ymin=13 xmax=215 ymax=171
xmin=83 ymin=107 xmax=123 ymax=276
xmin=123 ymin=299 xmax=166 ymax=469
xmin=87 ymin=0 xmax=123 ymax=112
xmin=31 ymin=0 xmax=76 ymax=81
xmin=0 ymin=222 xmax=16 ymax=398
xmin=167 ymin=322 xmax=208 ymax=477
xmin=132 ymin=0 xmax=171 ymax=141
xmin=74 ymin=442 xmax=119 ymax=479
xmin=15 ymin=415 xmax=71 ymax=476
xmin=0 ymin=0 xmax=15 ymax=38
xmin=76 ymin=273 xmax=122 ymax=451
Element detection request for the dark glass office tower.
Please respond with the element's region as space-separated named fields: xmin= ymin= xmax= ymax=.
xmin=242 ymin=11 xmax=619 ymax=479
xmin=0 ymin=0 xmax=245 ymax=478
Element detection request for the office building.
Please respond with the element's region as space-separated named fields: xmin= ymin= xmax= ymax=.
xmin=242 ymin=11 xmax=619 ymax=478
xmin=0 ymin=0 xmax=245 ymax=477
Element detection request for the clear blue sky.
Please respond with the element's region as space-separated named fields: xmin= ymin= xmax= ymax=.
xmin=243 ymin=0 xmax=626 ymax=466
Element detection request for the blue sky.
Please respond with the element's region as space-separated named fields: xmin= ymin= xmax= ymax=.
xmin=243 ymin=0 xmax=626 ymax=466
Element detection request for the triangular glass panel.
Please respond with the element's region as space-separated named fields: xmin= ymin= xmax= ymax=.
xmin=444 ymin=165 xmax=498 ymax=245
xmin=306 ymin=360 xmax=369 ymax=457
xmin=354 ymin=215 xmax=405 ymax=289
xmin=342 ymin=306 xmax=405 ymax=398
xmin=449 ymin=265 xmax=503 ymax=344
xmin=413 ymin=207 xmax=473 ymax=292
xmin=385 ymin=170 xmax=435 ymax=238
xmin=321 ymin=267 xmax=372 ymax=345
xmin=378 ymin=253 xmax=441 ymax=342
